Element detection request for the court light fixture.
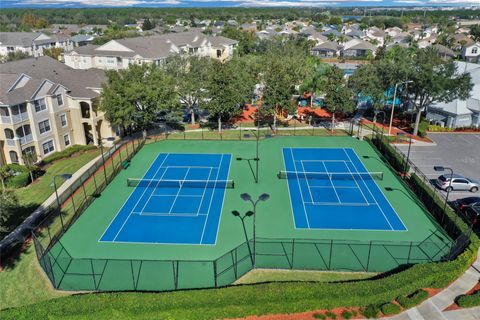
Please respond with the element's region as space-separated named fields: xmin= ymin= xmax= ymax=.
xmin=241 ymin=193 xmax=252 ymax=201
xmin=385 ymin=187 xmax=394 ymax=191
xmin=258 ymin=193 xmax=270 ymax=201
xmin=231 ymin=210 xmax=240 ymax=217
xmin=434 ymin=166 xmax=445 ymax=171
xmin=245 ymin=211 xmax=254 ymax=217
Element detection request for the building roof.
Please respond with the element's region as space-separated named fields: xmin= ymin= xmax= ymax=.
xmin=312 ymin=41 xmax=340 ymax=51
xmin=432 ymin=44 xmax=456 ymax=57
xmin=0 ymin=56 xmax=106 ymax=105
xmin=0 ymin=32 xmax=42 ymax=47
xmin=343 ymin=39 xmax=376 ymax=51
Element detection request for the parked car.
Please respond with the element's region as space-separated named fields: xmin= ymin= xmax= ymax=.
xmin=435 ymin=174 xmax=480 ymax=192
xmin=453 ymin=197 xmax=480 ymax=226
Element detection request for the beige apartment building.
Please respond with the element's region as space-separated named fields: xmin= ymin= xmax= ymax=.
xmin=0 ymin=56 xmax=116 ymax=165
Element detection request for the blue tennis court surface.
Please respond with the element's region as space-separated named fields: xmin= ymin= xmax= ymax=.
xmin=100 ymin=153 xmax=232 ymax=244
xmin=282 ymin=148 xmax=407 ymax=231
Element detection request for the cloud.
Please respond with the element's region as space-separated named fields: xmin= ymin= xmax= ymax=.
xmin=393 ymin=0 xmax=425 ymax=3
xmin=16 ymin=0 xmax=180 ymax=6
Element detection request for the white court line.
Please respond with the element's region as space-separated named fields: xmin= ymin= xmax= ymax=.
xmin=291 ymin=148 xmax=311 ymax=228
xmin=168 ymin=168 xmax=191 ymax=214
xmin=310 ymin=186 xmax=358 ymax=189
xmin=321 ymin=161 xmax=341 ymax=203
xmin=343 ymin=158 xmax=370 ymax=205
xmin=196 ymin=167 xmax=214 ymax=215
xmin=343 ymin=149 xmax=394 ymax=231
xmin=300 ymin=160 xmax=315 ymax=202
xmin=112 ymin=154 xmax=170 ymax=241
xmin=200 ymin=154 xmax=224 ymax=243
xmin=151 ymin=194 xmax=203 ymax=197
xmin=166 ymin=166 xmax=219 ymax=169
xmin=305 ymin=201 xmax=377 ymax=206
xmin=137 ymin=160 xmax=172 ymax=215
xmin=132 ymin=211 xmax=208 ymax=217
xmin=98 ymin=153 xmax=163 ymax=242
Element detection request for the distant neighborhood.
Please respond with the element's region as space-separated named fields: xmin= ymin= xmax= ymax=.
xmin=0 ymin=11 xmax=479 ymax=166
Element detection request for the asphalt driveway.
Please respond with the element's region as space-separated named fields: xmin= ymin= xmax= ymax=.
xmin=396 ymin=133 xmax=480 ymax=201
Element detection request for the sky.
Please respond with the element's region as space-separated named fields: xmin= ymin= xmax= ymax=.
xmin=1 ymin=0 xmax=480 ymax=8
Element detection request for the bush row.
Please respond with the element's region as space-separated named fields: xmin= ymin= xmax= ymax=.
xmin=41 ymin=145 xmax=97 ymax=165
xmin=396 ymin=289 xmax=429 ymax=309
xmin=456 ymin=290 xmax=480 ymax=308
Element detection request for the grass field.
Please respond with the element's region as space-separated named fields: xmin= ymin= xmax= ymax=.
xmin=235 ymin=269 xmax=376 ymax=284
xmin=34 ymin=136 xmax=451 ymax=292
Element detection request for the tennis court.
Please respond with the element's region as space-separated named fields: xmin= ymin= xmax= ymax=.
xmin=100 ymin=153 xmax=232 ymax=245
xmin=282 ymin=148 xmax=407 ymax=231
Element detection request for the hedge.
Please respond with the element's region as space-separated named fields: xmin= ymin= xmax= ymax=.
xmin=381 ymin=302 xmax=401 ymax=315
xmin=5 ymin=171 xmax=30 ymax=188
xmin=41 ymin=145 xmax=97 ymax=165
xmin=369 ymin=136 xmax=409 ymax=174
xmin=456 ymin=291 xmax=480 ymax=308
xmin=397 ymin=289 xmax=429 ymax=309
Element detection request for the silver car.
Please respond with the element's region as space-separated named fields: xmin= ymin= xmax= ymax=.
xmin=435 ymin=174 xmax=480 ymax=192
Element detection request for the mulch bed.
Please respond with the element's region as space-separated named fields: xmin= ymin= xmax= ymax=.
xmin=444 ymin=281 xmax=480 ymax=311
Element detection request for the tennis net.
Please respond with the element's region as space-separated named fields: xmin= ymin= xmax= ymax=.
xmin=277 ymin=171 xmax=384 ymax=181
xmin=127 ymin=178 xmax=235 ymax=188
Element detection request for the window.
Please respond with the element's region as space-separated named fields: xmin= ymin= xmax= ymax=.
xmin=34 ymin=98 xmax=47 ymax=112
xmin=60 ymin=114 xmax=67 ymax=127
xmin=63 ymin=134 xmax=70 ymax=146
xmin=56 ymin=94 xmax=64 ymax=106
xmin=42 ymin=140 xmax=55 ymax=155
xmin=472 ymin=47 xmax=478 ymax=54
xmin=23 ymin=146 xmax=36 ymax=155
xmin=9 ymin=151 xmax=19 ymax=163
xmin=38 ymin=119 xmax=51 ymax=134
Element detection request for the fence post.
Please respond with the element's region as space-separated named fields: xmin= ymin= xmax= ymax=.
xmin=407 ymin=241 xmax=413 ymax=264
xmin=366 ymin=241 xmax=372 ymax=272
xmin=70 ymin=185 xmax=76 ymax=215
xmin=328 ymin=240 xmax=333 ymax=270
xmin=91 ymin=259 xmax=97 ymax=290
xmin=213 ymin=260 xmax=218 ymax=288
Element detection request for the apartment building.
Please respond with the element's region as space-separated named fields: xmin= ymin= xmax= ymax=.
xmin=0 ymin=56 xmax=115 ymax=165
xmin=64 ymin=32 xmax=238 ymax=70
xmin=0 ymin=32 xmax=73 ymax=58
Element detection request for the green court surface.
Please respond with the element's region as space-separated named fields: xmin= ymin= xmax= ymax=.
xmin=41 ymin=136 xmax=452 ymax=291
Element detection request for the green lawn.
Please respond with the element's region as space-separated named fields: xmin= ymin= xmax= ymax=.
xmin=3 ymin=149 xmax=101 ymax=237
xmin=0 ymin=243 xmax=70 ymax=310
xmin=235 ymin=269 xmax=376 ymax=284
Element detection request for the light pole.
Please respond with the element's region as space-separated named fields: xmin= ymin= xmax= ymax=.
xmin=240 ymin=192 xmax=270 ymax=267
xmin=231 ymin=210 xmax=255 ymax=265
xmin=397 ymin=132 xmax=413 ymax=177
xmin=236 ymin=157 xmax=260 ymax=183
xmin=434 ymin=166 xmax=454 ymax=225
xmin=388 ymin=80 xmax=413 ymax=136
xmin=53 ymin=173 xmax=73 ymax=230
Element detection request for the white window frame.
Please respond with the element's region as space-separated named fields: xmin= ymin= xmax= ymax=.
xmin=60 ymin=113 xmax=68 ymax=127
xmin=34 ymin=98 xmax=47 ymax=113
xmin=56 ymin=94 xmax=64 ymax=106
xmin=42 ymin=139 xmax=55 ymax=155
xmin=38 ymin=119 xmax=51 ymax=134
xmin=63 ymin=133 xmax=71 ymax=146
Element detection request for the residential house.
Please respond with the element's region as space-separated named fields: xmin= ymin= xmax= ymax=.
xmin=70 ymin=34 xmax=94 ymax=47
xmin=64 ymin=32 xmax=238 ymax=70
xmin=461 ymin=42 xmax=480 ymax=62
xmin=310 ymin=41 xmax=340 ymax=57
xmin=341 ymin=39 xmax=376 ymax=58
xmin=0 ymin=32 xmax=73 ymax=58
xmin=365 ymin=27 xmax=385 ymax=46
xmin=300 ymin=28 xmax=328 ymax=45
xmin=240 ymin=23 xmax=257 ymax=32
xmin=385 ymin=27 xmax=403 ymax=38
xmin=0 ymin=56 xmax=115 ymax=165
xmin=418 ymin=35 xmax=438 ymax=48
xmin=432 ymin=44 xmax=456 ymax=59
xmin=426 ymin=61 xmax=480 ymax=128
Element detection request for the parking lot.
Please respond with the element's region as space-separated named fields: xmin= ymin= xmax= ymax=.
xmin=396 ymin=133 xmax=480 ymax=201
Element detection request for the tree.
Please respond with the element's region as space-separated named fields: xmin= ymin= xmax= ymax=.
xmin=1 ymin=50 xmax=30 ymax=63
xmin=204 ymin=59 xmax=254 ymax=132
xmin=0 ymin=189 xmax=18 ymax=234
xmin=470 ymin=24 xmax=480 ymax=42
xmin=165 ymin=55 xmax=213 ymax=125
xmin=349 ymin=64 xmax=385 ymax=123
xmin=22 ymin=151 xmax=38 ymax=184
xmin=100 ymin=64 xmax=179 ymax=134
xmin=142 ymin=18 xmax=154 ymax=31
xmin=0 ymin=166 xmax=12 ymax=190
xmin=300 ymin=62 xmax=330 ymax=108
xmin=406 ymin=47 xmax=472 ymax=135
xmin=323 ymin=66 xmax=355 ymax=133
xmin=43 ymin=47 xmax=64 ymax=60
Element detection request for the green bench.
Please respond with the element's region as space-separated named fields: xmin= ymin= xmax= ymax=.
xmin=122 ymin=160 xmax=131 ymax=169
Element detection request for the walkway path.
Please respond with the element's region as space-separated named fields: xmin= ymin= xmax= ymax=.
xmin=385 ymin=247 xmax=480 ymax=320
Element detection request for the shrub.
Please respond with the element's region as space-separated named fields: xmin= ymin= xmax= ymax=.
xmin=313 ymin=313 xmax=326 ymax=319
xmin=362 ymin=304 xmax=380 ymax=318
xmin=341 ymin=310 xmax=353 ymax=319
xmin=5 ymin=171 xmax=30 ymax=188
xmin=381 ymin=302 xmax=401 ymax=315
xmin=397 ymin=289 xmax=429 ymax=309
xmin=456 ymin=291 xmax=480 ymax=308
xmin=41 ymin=145 xmax=97 ymax=165
xmin=367 ymin=136 xmax=409 ymax=173
xmin=325 ymin=311 xmax=336 ymax=319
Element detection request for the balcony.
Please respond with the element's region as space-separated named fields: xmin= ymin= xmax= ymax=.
xmin=4 ymin=134 xmax=33 ymax=147
xmin=0 ymin=112 xmax=29 ymax=125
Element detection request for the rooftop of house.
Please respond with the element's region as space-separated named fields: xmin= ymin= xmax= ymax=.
xmin=0 ymin=32 xmax=69 ymax=47
xmin=0 ymin=56 xmax=106 ymax=106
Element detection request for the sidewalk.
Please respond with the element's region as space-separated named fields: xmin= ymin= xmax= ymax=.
xmin=385 ymin=247 xmax=480 ymax=320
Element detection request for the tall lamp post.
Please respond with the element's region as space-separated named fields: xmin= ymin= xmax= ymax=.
xmin=240 ymin=192 xmax=270 ymax=267
xmin=388 ymin=80 xmax=413 ymax=136
xmin=434 ymin=166 xmax=454 ymax=225
xmin=231 ymin=210 xmax=255 ymax=265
